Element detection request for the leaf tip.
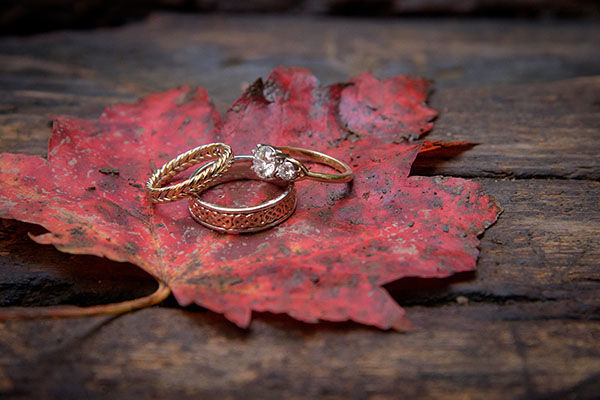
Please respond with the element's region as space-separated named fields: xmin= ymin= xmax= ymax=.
xmin=224 ymin=307 xmax=252 ymax=329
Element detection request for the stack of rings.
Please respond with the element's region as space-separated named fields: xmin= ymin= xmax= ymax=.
xmin=146 ymin=143 xmax=353 ymax=234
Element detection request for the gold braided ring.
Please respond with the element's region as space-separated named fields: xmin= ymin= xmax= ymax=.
xmin=146 ymin=143 xmax=233 ymax=203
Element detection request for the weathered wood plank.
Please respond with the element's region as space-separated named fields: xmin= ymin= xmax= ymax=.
xmin=415 ymin=77 xmax=600 ymax=180
xmin=0 ymin=306 xmax=599 ymax=399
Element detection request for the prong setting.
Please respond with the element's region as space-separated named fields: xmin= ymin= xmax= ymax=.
xmin=251 ymin=144 xmax=302 ymax=181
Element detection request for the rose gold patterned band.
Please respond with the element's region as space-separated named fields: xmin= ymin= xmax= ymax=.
xmin=188 ymin=155 xmax=296 ymax=234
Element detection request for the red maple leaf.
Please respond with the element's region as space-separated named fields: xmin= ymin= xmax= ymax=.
xmin=0 ymin=67 xmax=500 ymax=330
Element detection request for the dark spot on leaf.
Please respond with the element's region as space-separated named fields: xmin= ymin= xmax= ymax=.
xmin=230 ymin=277 xmax=243 ymax=286
xmin=327 ymin=189 xmax=350 ymax=206
xmin=244 ymin=78 xmax=266 ymax=101
xmin=68 ymin=226 xmax=85 ymax=236
xmin=128 ymin=181 xmax=143 ymax=190
xmin=99 ymin=167 xmax=120 ymax=176
xmin=278 ymin=245 xmax=291 ymax=258
xmin=317 ymin=209 xmax=332 ymax=220
xmin=124 ymin=242 xmax=138 ymax=255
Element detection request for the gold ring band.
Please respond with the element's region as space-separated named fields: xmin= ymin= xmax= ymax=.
xmin=251 ymin=144 xmax=353 ymax=183
xmin=146 ymin=143 xmax=233 ymax=203
xmin=188 ymin=155 xmax=296 ymax=234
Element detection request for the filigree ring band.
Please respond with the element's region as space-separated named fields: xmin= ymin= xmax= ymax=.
xmin=146 ymin=142 xmax=233 ymax=203
xmin=189 ymin=155 xmax=296 ymax=234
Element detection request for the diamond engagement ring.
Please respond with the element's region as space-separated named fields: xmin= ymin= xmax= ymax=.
xmin=251 ymin=144 xmax=354 ymax=183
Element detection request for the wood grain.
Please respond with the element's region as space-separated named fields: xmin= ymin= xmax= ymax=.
xmin=3 ymin=0 xmax=600 ymax=35
xmin=415 ymin=77 xmax=600 ymax=180
xmin=0 ymin=14 xmax=599 ymax=399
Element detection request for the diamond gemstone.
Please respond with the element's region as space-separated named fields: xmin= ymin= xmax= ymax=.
xmin=277 ymin=161 xmax=299 ymax=180
xmin=252 ymin=145 xmax=278 ymax=179
xmin=253 ymin=144 xmax=276 ymax=161
xmin=253 ymin=159 xmax=276 ymax=178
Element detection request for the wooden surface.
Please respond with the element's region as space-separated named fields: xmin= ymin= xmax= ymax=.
xmin=4 ymin=1 xmax=600 ymax=35
xmin=1 ymin=14 xmax=599 ymax=399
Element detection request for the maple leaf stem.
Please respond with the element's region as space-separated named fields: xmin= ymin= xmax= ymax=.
xmin=0 ymin=279 xmax=170 ymax=321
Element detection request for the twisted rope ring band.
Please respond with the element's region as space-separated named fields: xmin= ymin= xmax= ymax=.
xmin=146 ymin=143 xmax=233 ymax=203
